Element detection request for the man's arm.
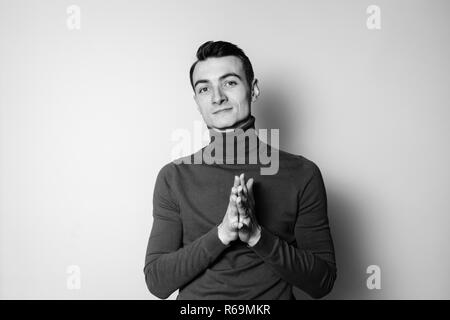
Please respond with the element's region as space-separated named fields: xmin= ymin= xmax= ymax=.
xmin=143 ymin=165 xmax=229 ymax=299
xmin=248 ymin=164 xmax=337 ymax=299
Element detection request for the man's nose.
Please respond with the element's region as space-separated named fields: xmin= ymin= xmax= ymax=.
xmin=212 ymin=86 xmax=227 ymax=105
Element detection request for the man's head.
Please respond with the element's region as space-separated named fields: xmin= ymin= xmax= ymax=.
xmin=190 ymin=41 xmax=260 ymax=131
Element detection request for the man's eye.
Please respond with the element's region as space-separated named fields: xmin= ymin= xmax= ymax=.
xmin=225 ymin=81 xmax=237 ymax=87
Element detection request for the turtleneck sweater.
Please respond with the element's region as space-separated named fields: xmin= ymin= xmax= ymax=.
xmin=144 ymin=115 xmax=337 ymax=300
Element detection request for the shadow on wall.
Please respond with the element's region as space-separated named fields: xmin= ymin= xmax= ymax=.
xmin=256 ymin=78 xmax=370 ymax=300
xmin=318 ymin=188 xmax=370 ymax=300
xmin=253 ymin=77 xmax=298 ymax=152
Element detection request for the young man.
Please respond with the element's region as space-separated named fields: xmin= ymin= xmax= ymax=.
xmin=144 ymin=41 xmax=337 ymax=299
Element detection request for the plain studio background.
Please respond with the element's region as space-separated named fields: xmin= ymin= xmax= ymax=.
xmin=1 ymin=0 xmax=449 ymax=299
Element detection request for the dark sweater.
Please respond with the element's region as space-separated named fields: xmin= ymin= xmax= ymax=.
xmin=144 ymin=115 xmax=337 ymax=300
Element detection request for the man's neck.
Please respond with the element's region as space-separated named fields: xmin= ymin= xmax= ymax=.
xmin=204 ymin=114 xmax=259 ymax=163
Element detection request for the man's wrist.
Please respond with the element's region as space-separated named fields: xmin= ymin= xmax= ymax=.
xmin=247 ymin=225 xmax=262 ymax=247
xmin=217 ymin=224 xmax=231 ymax=246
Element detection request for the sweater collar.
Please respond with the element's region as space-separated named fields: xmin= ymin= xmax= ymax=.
xmin=207 ymin=114 xmax=255 ymax=139
xmin=203 ymin=115 xmax=260 ymax=163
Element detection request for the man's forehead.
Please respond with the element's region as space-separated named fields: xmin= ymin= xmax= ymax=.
xmin=193 ymin=56 xmax=245 ymax=82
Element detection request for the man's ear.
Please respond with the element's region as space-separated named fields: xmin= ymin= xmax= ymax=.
xmin=251 ymin=79 xmax=260 ymax=102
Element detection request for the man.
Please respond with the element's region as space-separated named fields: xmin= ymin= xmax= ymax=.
xmin=144 ymin=41 xmax=337 ymax=299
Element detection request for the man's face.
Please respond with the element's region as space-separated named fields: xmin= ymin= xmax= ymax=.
xmin=192 ymin=56 xmax=252 ymax=130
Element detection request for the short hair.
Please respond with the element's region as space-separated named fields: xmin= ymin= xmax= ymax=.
xmin=189 ymin=41 xmax=254 ymax=92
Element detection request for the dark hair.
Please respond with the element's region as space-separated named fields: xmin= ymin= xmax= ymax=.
xmin=189 ymin=41 xmax=254 ymax=92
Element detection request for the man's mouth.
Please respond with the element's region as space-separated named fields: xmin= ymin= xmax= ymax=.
xmin=213 ymin=107 xmax=233 ymax=114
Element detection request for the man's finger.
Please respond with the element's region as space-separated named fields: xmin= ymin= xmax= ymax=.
xmin=246 ymin=178 xmax=254 ymax=199
xmin=237 ymin=186 xmax=247 ymax=203
xmin=238 ymin=217 xmax=251 ymax=231
xmin=239 ymin=173 xmax=246 ymax=191
xmin=231 ymin=176 xmax=240 ymax=196
xmin=231 ymin=221 xmax=240 ymax=229
xmin=236 ymin=197 xmax=249 ymax=218
xmin=236 ymin=196 xmax=244 ymax=209
xmin=240 ymin=216 xmax=250 ymax=226
xmin=242 ymin=181 xmax=248 ymax=197
xmin=229 ymin=194 xmax=238 ymax=218
xmin=236 ymin=196 xmax=245 ymax=211
xmin=234 ymin=175 xmax=240 ymax=188
xmin=239 ymin=173 xmax=249 ymax=197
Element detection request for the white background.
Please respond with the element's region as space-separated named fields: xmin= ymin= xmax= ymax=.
xmin=1 ymin=0 xmax=449 ymax=299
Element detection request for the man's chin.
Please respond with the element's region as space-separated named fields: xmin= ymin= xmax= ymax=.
xmin=209 ymin=113 xmax=252 ymax=130
xmin=209 ymin=116 xmax=238 ymax=130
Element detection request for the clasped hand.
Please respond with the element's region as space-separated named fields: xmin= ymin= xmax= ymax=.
xmin=218 ymin=173 xmax=261 ymax=246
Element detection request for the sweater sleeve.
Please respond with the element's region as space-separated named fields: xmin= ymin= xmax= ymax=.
xmin=143 ymin=164 xmax=229 ymax=299
xmin=249 ymin=163 xmax=337 ymax=299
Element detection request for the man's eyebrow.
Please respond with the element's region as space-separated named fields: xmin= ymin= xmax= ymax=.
xmin=219 ymin=73 xmax=242 ymax=81
xmin=194 ymin=73 xmax=242 ymax=89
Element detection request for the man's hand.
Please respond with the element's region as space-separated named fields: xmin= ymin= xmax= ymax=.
xmin=217 ymin=176 xmax=243 ymax=245
xmin=233 ymin=173 xmax=261 ymax=246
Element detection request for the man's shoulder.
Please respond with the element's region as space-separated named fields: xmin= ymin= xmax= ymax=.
xmin=156 ymin=148 xmax=204 ymax=177
xmin=274 ymin=147 xmax=323 ymax=180
xmin=279 ymin=148 xmax=320 ymax=169
xmin=156 ymin=159 xmax=182 ymax=177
